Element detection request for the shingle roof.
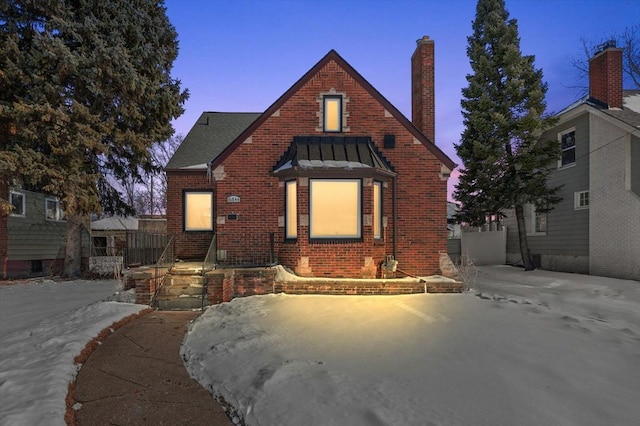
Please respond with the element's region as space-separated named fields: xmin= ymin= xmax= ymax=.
xmin=166 ymin=112 xmax=260 ymax=170
xmin=600 ymin=91 xmax=640 ymax=128
xmin=272 ymin=136 xmax=395 ymax=175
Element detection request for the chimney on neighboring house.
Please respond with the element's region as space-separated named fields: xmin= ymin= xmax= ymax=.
xmin=589 ymin=42 xmax=623 ymax=109
xmin=411 ymin=35 xmax=435 ymax=144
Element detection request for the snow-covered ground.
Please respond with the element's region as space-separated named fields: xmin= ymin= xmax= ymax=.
xmin=0 ymin=279 xmax=145 ymax=425
xmin=0 ymin=267 xmax=638 ymax=426
xmin=182 ymin=266 xmax=640 ymax=426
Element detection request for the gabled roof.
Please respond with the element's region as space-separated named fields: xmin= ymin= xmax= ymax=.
xmin=208 ymin=49 xmax=456 ymax=171
xmin=556 ymin=90 xmax=640 ymax=131
xmin=273 ymin=136 xmax=396 ymax=176
xmin=166 ymin=112 xmax=261 ymax=170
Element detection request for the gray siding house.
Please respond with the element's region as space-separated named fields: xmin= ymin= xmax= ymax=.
xmin=503 ymin=45 xmax=640 ymax=281
xmin=1 ymin=186 xmax=89 ymax=279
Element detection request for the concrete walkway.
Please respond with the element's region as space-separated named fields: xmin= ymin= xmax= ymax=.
xmin=73 ymin=311 xmax=233 ymax=425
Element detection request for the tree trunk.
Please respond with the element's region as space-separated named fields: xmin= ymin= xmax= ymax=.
xmin=64 ymin=212 xmax=83 ymax=279
xmin=515 ymin=203 xmax=535 ymax=271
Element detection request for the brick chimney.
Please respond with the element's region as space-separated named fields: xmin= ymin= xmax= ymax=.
xmin=589 ymin=44 xmax=623 ymax=109
xmin=411 ymin=36 xmax=435 ymax=143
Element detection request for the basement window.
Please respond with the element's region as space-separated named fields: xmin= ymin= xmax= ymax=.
xmin=184 ymin=190 xmax=213 ymax=231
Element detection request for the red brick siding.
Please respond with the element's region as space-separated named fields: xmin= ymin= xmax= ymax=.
xmin=167 ymin=59 xmax=447 ymax=278
xmin=166 ymin=170 xmax=213 ymax=260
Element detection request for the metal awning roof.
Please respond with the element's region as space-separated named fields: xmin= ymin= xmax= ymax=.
xmin=273 ymin=136 xmax=395 ymax=176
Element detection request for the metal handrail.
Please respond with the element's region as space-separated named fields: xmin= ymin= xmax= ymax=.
xmin=151 ymin=235 xmax=175 ymax=308
xmin=202 ymin=234 xmax=217 ymax=273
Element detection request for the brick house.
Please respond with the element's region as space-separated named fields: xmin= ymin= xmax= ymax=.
xmin=502 ymin=44 xmax=640 ymax=281
xmin=166 ymin=37 xmax=456 ymax=279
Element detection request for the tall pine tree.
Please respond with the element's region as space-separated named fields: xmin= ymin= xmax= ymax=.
xmin=0 ymin=0 xmax=188 ymax=277
xmin=454 ymin=0 xmax=561 ymax=270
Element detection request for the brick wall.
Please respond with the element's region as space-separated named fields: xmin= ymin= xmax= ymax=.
xmin=589 ymin=47 xmax=623 ymax=109
xmin=166 ymin=170 xmax=213 ymax=260
xmin=167 ymin=56 xmax=448 ymax=279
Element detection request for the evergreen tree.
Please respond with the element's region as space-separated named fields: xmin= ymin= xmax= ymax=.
xmin=0 ymin=0 xmax=188 ymax=277
xmin=454 ymin=0 xmax=561 ymax=270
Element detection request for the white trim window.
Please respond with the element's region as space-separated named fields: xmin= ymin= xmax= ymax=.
xmin=558 ymin=129 xmax=576 ymax=168
xmin=45 ymin=198 xmax=65 ymax=221
xmin=525 ymin=203 xmax=547 ymax=235
xmin=184 ymin=191 xmax=213 ymax=231
xmin=574 ymin=191 xmax=589 ymax=210
xmin=9 ymin=191 xmax=26 ymax=216
xmin=310 ymin=179 xmax=361 ymax=239
xmin=285 ymin=180 xmax=297 ymax=239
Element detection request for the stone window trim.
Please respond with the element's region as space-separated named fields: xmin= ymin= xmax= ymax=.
xmin=316 ymin=89 xmax=350 ymax=133
xmin=9 ymin=190 xmax=26 ymax=217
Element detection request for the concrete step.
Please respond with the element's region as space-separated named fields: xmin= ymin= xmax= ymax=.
xmin=158 ymin=284 xmax=205 ymax=297
xmin=166 ymin=274 xmax=205 ymax=287
xmin=156 ymin=296 xmax=207 ymax=311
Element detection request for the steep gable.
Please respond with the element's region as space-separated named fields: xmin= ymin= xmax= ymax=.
xmin=209 ymin=50 xmax=455 ymax=171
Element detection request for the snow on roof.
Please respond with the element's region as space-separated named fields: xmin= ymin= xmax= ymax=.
xmin=91 ymin=216 xmax=139 ymax=231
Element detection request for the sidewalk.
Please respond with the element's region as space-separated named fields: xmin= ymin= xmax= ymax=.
xmin=72 ymin=310 xmax=233 ymax=425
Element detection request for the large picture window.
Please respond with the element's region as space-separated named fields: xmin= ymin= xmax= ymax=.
xmin=373 ymin=181 xmax=382 ymax=239
xmin=184 ymin=191 xmax=213 ymax=231
xmin=285 ymin=180 xmax=297 ymax=239
xmin=310 ymin=179 xmax=361 ymax=239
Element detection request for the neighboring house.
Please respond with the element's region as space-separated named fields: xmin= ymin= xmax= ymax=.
xmin=0 ymin=185 xmax=73 ymax=279
xmin=90 ymin=215 xmax=167 ymax=267
xmin=166 ymin=37 xmax=456 ymax=279
xmin=503 ymin=44 xmax=640 ymax=281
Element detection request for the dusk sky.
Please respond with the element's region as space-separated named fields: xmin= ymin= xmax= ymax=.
xmin=163 ymin=0 xmax=639 ymax=200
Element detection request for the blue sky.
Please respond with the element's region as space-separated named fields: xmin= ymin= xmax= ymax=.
xmin=164 ymin=0 xmax=639 ymax=198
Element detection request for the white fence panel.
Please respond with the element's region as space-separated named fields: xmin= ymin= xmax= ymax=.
xmin=461 ymin=228 xmax=506 ymax=266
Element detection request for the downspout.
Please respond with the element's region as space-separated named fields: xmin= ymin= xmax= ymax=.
xmin=393 ymin=175 xmax=398 ymax=261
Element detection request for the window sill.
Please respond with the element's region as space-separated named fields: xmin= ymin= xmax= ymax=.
xmin=557 ymin=163 xmax=576 ymax=170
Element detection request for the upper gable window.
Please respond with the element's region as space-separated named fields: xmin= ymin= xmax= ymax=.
xmin=559 ymin=129 xmax=576 ymax=168
xmin=9 ymin=191 xmax=25 ymax=216
xmin=323 ymin=95 xmax=342 ymax=132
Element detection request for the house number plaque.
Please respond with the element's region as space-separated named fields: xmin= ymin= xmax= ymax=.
xmin=227 ymin=195 xmax=240 ymax=203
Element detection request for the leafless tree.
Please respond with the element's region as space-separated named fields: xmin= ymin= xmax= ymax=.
xmin=569 ymin=25 xmax=640 ymax=95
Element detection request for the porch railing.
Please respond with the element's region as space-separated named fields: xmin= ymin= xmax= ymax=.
xmin=211 ymin=232 xmax=276 ymax=268
xmin=202 ymin=234 xmax=217 ymax=273
xmin=151 ymin=235 xmax=175 ymax=308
